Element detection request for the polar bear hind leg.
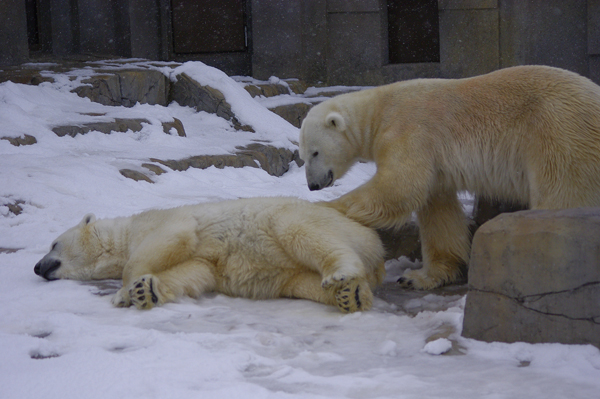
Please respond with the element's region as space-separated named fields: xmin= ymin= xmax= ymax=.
xmin=281 ymin=271 xmax=373 ymax=313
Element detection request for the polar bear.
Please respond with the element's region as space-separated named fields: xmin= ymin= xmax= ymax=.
xmin=34 ymin=197 xmax=385 ymax=313
xmin=299 ymin=65 xmax=600 ymax=290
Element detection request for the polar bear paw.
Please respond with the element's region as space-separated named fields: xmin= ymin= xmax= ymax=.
xmin=398 ymin=267 xmax=449 ymax=290
xmin=128 ymin=275 xmax=160 ymax=310
xmin=111 ymin=287 xmax=131 ymax=308
xmin=333 ymin=278 xmax=373 ymax=313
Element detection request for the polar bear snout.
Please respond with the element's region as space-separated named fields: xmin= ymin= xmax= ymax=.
xmin=308 ymin=169 xmax=334 ymax=191
xmin=34 ymin=258 xmax=61 ymax=281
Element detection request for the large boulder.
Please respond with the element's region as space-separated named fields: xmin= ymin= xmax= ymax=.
xmin=72 ymin=69 xmax=169 ymax=107
xmin=462 ymin=208 xmax=600 ymax=348
xmin=170 ymin=73 xmax=254 ymax=132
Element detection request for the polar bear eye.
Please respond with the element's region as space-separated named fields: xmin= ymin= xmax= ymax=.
xmin=312 ymin=151 xmax=319 ymax=158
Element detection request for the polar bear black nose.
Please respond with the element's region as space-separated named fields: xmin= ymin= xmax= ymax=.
xmin=34 ymin=259 xmax=61 ymax=281
xmin=309 ymin=183 xmax=322 ymax=191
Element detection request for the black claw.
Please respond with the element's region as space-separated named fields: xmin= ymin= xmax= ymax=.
xmin=138 ymin=295 xmax=145 ymax=301
xmin=149 ymin=279 xmax=158 ymax=304
xmin=343 ymin=307 xmax=350 ymax=312
xmin=135 ymin=282 xmax=143 ymax=288
xmin=355 ymin=287 xmax=361 ymax=309
xmin=397 ymin=277 xmax=413 ymax=288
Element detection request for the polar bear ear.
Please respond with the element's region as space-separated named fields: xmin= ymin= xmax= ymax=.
xmin=325 ymin=112 xmax=346 ymax=131
xmin=80 ymin=213 xmax=96 ymax=226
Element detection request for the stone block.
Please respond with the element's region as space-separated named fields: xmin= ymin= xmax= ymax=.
xmin=500 ymin=0 xmax=588 ymax=75
xmin=327 ymin=0 xmax=381 ymax=13
xmin=439 ymin=8 xmax=499 ymax=78
xmin=326 ymin=12 xmax=385 ymax=85
xmin=463 ymin=208 xmax=600 ymax=348
xmin=0 ymin=0 xmax=28 ymax=66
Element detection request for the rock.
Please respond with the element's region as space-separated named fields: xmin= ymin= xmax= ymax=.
xmin=72 ymin=69 xmax=169 ymax=107
xmin=150 ymin=154 xmax=259 ymax=173
xmin=161 ymin=118 xmax=186 ymax=137
xmin=117 ymin=70 xmax=168 ymax=107
xmin=171 ymin=73 xmax=254 ymax=132
xmin=236 ymin=143 xmax=300 ymax=176
xmin=377 ymin=222 xmax=422 ymax=261
xmin=141 ymin=163 xmax=167 ymax=175
xmin=149 ymin=144 xmax=303 ymax=178
xmin=269 ymin=103 xmax=313 ymax=128
xmin=72 ymin=74 xmax=122 ymax=106
xmin=52 ymin=118 xmax=184 ymax=137
xmin=462 ymin=208 xmax=600 ymax=348
xmin=3 ymin=199 xmax=25 ymax=215
xmin=119 ymin=169 xmax=154 ymax=183
xmin=52 ymin=118 xmax=149 ymax=137
xmin=1 ymin=134 xmax=37 ymax=146
xmin=244 ymin=83 xmax=290 ymax=98
xmin=285 ymin=79 xmax=308 ymax=95
xmin=0 ymin=248 xmax=21 ymax=254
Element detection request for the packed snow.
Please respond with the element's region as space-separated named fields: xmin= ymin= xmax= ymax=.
xmin=1 ymin=60 xmax=599 ymax=399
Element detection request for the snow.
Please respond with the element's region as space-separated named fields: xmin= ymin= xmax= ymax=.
xmin=1 ymin=61 xmax=599 ymax=399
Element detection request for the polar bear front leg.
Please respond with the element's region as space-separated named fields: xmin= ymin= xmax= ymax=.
xmin=399 ymin=191 xmax=470 ymax=289
xmin=111 ymin=274 xmax=165 ymax=310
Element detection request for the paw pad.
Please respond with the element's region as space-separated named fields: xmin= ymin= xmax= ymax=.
xmin=333 ymin=279 xmax=372 ymax=313
xmin=129 ymin=276 xmax=159 ymax=310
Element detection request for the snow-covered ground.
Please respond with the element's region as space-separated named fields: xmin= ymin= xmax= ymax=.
xmin=1 ymin=60 xmax=599 ymax=399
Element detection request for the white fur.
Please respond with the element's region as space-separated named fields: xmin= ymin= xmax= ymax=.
xmin=300 ymin=65 xmax=600 ymax=289
xmin=35 ymin=197 xmax=385 ymax=312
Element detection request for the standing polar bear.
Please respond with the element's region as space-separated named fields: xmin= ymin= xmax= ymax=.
xmin=34 ymin=197 xmax=385 ymax=313
xmin=300 ymin=65 xmax=600 ymax=290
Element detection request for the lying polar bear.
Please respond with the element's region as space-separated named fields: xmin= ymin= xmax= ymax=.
xmin=34 ymin=197 xmax=385 ymax=313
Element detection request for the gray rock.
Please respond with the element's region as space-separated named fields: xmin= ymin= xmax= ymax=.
xmin=462 ymin=208 xmax=600 ymax=348
xmin=1 ymin=134 xmax=37 ymax=146
xmin=244 ymin=83 xmax=290 ymax=98
xmin=117 ymin=70 xmax=168 ymax=107
xmin=148 ymin=143 xmax=303 ymax=178
xmin=141 ymin=163 xmax=167 ymax=175
xmin=72 ymin=69 xmax=169 ymax=107
xmin=72 ymin=74 xmax=122 ymax=106
xmin=52 ymin=118 xmax=185 ymax=138
xmin=150 ymin=154 xmax=259 ymax=174
xmin=119 ymin=169 xmax=154 ymax=183
xmin=52 ymin=118 xmax=149 ymax=137
xmin=161 ymin=118 xmax=186 ymax=137
xmin=3 ymin=199 xmax=25 ymax=215
xmin=171 ymin=73 xmax=254 ymax=132
xmin=269 ymin=103 xmax=313 ymax=128
xmin=236 ymin=143 xmax=300 ymax=176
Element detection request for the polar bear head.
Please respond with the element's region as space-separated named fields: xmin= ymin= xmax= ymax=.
xmin=299 ymin=103 xmax=358 ymax=191
xmin=34 ymin=214 xmax=122 ymax=281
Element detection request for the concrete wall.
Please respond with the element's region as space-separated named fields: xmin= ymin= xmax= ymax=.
xmin=1 ymin=0 xmax=599 ymax=85
xmin=0 ymin=0 xmax=29 ymax=66
xmin=500 ymin=0 xmax=588 ymax=75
